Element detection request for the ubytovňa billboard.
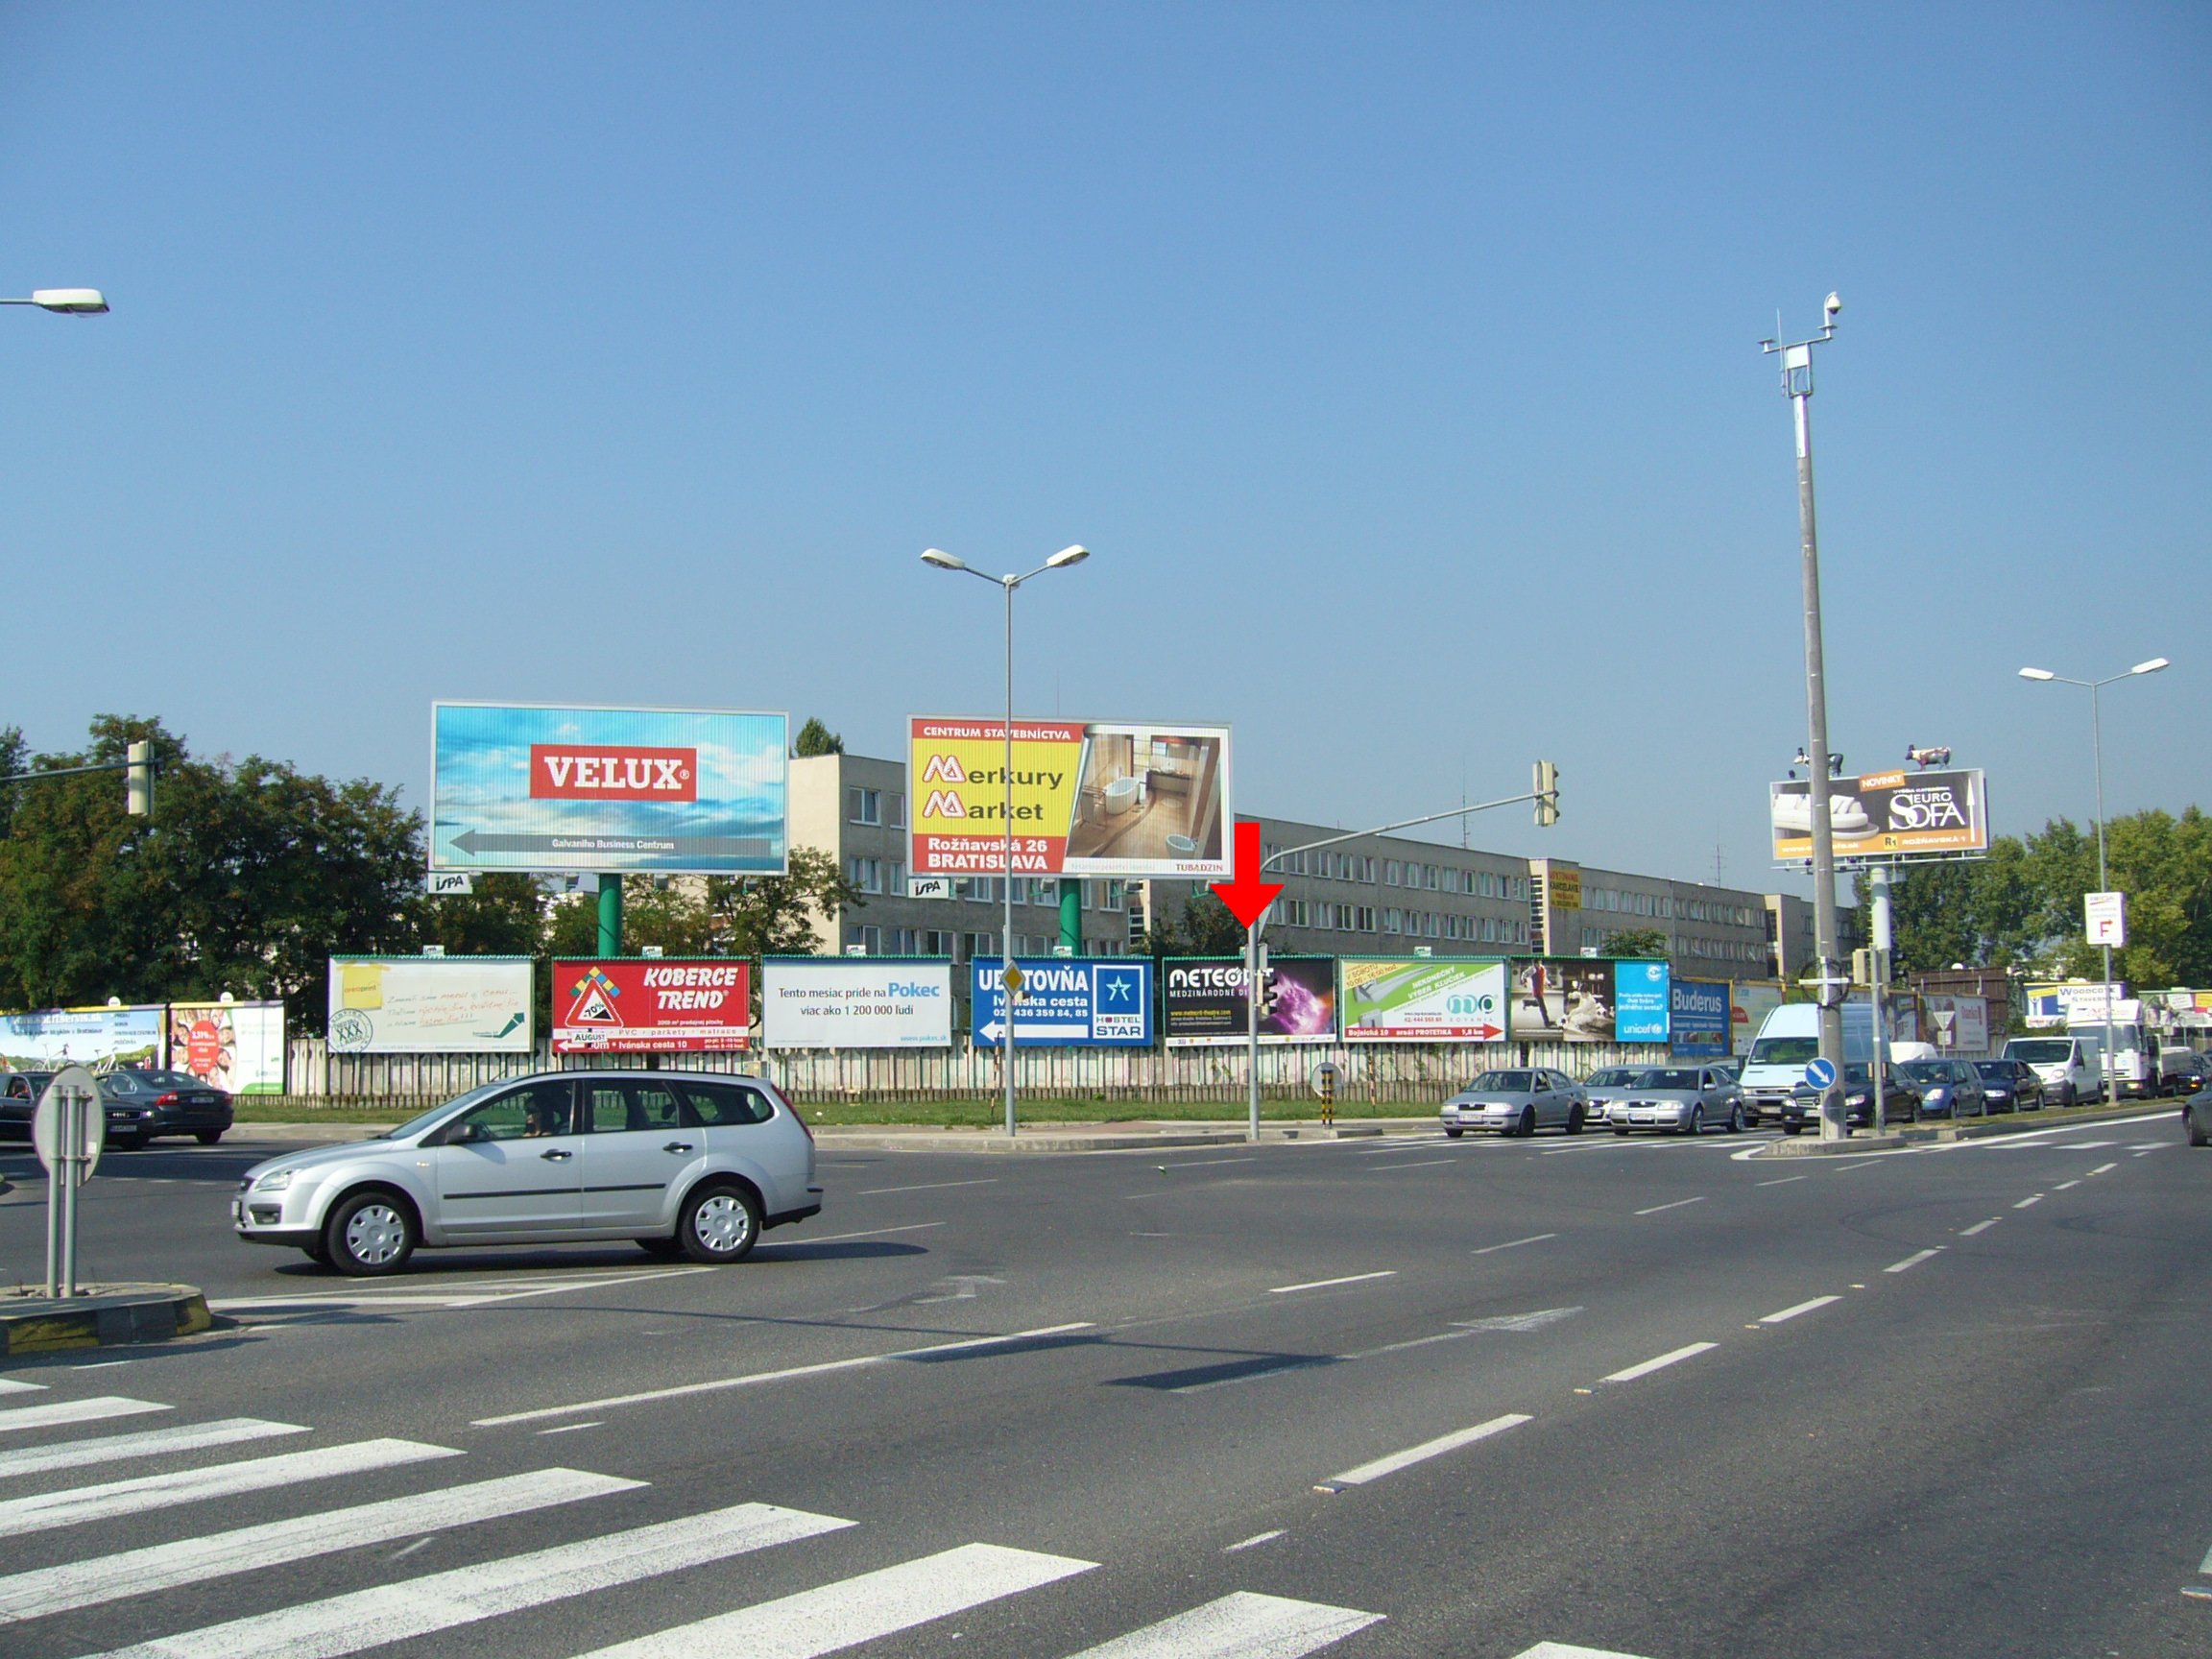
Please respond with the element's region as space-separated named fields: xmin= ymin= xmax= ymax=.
xmin=760 ymin=960 xmax=954 ymax=1049
xmin=972 ymin=959 xmax=1154 ymax=1046
xmin=553 ymin=960 xmax=751 ymax=1053
xmin=432 ymin=704 xmax=788 ymax=876
xmin=1163 ymin=956 xmax=1337 ymax=1046
xmin=1669 ymin=979 xmax=1731 ymax=1056
xmin=1340 ymin=958 xmax=1507 ymax=1042
xmin=166 ymin=1001 xmax=287 ymax=1094
xmin=327 ymin=958 xmax=534 ymax=1054
xmin=909 ymin=718 xmax=1230 ymax=878
xmin=1769 ymin=768 xmax=1988 ymax=864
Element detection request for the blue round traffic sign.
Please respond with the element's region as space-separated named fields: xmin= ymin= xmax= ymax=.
xmin=1804 ymin=1057 xmax=1838 ymax=1090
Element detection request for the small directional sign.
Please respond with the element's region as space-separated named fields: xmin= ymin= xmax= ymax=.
xmin=1804 ymin=1057 xmax=1838 ymax=1091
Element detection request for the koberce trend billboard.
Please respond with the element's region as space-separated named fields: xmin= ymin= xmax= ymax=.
xmin=432 ymin=704 xmax=788 ymax=876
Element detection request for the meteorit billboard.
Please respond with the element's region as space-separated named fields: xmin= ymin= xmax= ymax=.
xmin=432 ymin=704 xmax=789 ymax=876
xmin=908 ymin=717 xmax=1230 ymax=878
xmin=1769 ymin=768 xmax=1988 ymax=864
xmin=1164 ymin=956 xmax=1338 ymax=1046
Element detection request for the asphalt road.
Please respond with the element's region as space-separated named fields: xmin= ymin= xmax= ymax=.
xmin=0 ymin=1110 xmax=2205 ymax=1658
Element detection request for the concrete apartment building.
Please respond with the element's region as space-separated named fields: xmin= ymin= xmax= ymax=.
xmin=1764 ymin=892 xmax=1863 ymax=981
xmin=1527 ymin=857 xmax=1772 ymax=973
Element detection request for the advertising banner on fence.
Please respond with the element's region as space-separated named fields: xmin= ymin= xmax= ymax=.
xmin=432 ymin=703 xmax=789 ymax=876
xmin=1340 ymin=957 xmax=1507 ymax=1042
xmin=909 ymin=717 xmax=1230 ymax=878
xmin=1509 ymin=958 xmax=1626 ymax=1043
xmin=1924 ymin=994 xmax=1992 ymax=1053
xmin=1768 ymin=767 xmax=1989 ymax=863
xmin=1729 ymin=980 xmax=1786 ymax=1054
xmin=1669 ymin=979 xmax=1731 ymax=1056
xmin=165 ymin=1001 xmax=286 ymax=1094
xmin=0 ymin=1005 xmax=164 ymax=1072
xmin=972 ymin=959 xmax=1154 ymax=1046
xmin=1163 ymin=956 xmax=1338 ymax=1046
xmin=1613 ymin=960 xmax=1672 ymax=1042
xmin=327 ymin=957 xmax=535 ymax=1054
xmin=553 ymin=959 xmax=751 ymax=1053
xmin=760 ymin=959 xmax=953 ymax=1049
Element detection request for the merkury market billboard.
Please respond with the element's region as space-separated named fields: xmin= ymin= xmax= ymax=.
xmin=432 ymin=704 xmax=789 ymax=876
xmin=1768 ymin=768 xmax=1988 ymax=864
xmin=908 ymin=717 xmax=1230 ymax=878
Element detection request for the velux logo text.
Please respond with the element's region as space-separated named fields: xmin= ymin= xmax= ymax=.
xmin=530 ymin=744 xmax=698 ymax=803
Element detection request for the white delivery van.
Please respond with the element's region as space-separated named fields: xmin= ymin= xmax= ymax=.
xmin=1740 ymin=1001 xmax=1884 ymax=1126
xmin=2079 ymin=1009 xmax=2157 ymax=1097
xmin=2001 ymin=1034 xmax=2101 ymax=1106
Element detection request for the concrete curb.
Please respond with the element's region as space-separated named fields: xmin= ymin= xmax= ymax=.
xmin=1752 ymin=1099 xmax=2177 ymax=1159
xmin=1 ymin=1283 xmax=212 ymax=1358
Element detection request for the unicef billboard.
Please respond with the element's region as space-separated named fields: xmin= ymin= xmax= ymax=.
xmin=431 ymin=704 xmax=788 ymax=876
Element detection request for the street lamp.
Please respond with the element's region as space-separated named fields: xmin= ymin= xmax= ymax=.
xmin=922 ymin=544 xmax=1091 ymax=1137
xmin=1 ymin=289 xmax=109 ymax=314
xmin=1761 ymin=292 xmax=1851 ymax=1139
xmin=2016 ymin=656 xmax=2171 ymax=1104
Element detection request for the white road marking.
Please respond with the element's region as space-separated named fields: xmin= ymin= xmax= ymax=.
xmin=1511 ymin=1644 xmax=1655 ymax=1658
xmin=1455 ymin=1307 xmax=1582 ymax=1334
xmin=1754 ymin=1175 xmax=1808 ymax=1187
xmin=0 ymin=1418 xmax=306 ymax=1481
xmin=0 ymin=1438 xmax=459 ymax=1539
xmin=473 ymin=1322 xmax=1096 ymax=1427
xmin=1885 ymin=1248 xmax=1943 ymax=1274
xmin=535 ymin=1422 xmax=603 ymax=1435
xmin=1959 ymin=1218 xmax=2002 ymax=1237
xmin=1316 ymin=1412 xmax=1531 ymax=1490
xmin=82 ymin=1501 xmax=852 ymax=1659
xmin=0 ymin=1467 xmax=637 ymax=1623
xmin=1163 ymin=1157 xmax=1260 ymax=1168
xmin=569 ymin=1541 xmax=1095 ymax=1659
xmin=2200 ymin=1535 xmax=2212 ymax=1575
xmin=2128 ymin=1142 xmax=2167 ymax=1151
xmin=212 ymin=1266 xmax=711 ymax=1312
xmin=1633 ymin=1196 xmax=1705 ymax=1216
xmin=2014 ymin=1193 xmax=2045 ymax=1209
xmin=1473 ymin=1233 xmax=1556 ymax=1255
xmin=2134 ymin=1148 xmax=2159 ymax=1157
xmin=1368 ymin=1159 xmax=1456 ymax=1170
xmin=1269 ymin=1271 xmax=1397 ymax=1295
xmin=2087 ymin=1161 xmax=2118 ymax=1175
xmin=2061 ymin=1141 xmax=2116 ymax=1150
xmin=1834 ymin=1159 xmax=1886 ymax=1172
xmin=1226 ymin=1529 xmax=1286 ymax=1552
xmin=1759 ymin=1295 xmax=1840 ymax=1325
xmin=854 ymin=1178 xmax=998 ymax=1195
xmin=2054 ymin=1180 xmax=2081 ymax=1190
xmin=765 ymin=1221 xmax=944 ymax=1245
xmin=0 ymin=1398 xmax=169 ymax=1435
xmin=1601 ymin=1342 xmax=1718 ymax=1383
xmin=0 ymin=1382 xmax=43 ymax=1397
xmin=1063 ymin=1590 xmax=1384 ymax=1657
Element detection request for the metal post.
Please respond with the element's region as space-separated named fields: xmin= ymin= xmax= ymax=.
xmin=2091 ymin=679 xmax=2114 ymax=1107
xmin=1870 ymin=864 xmax=1892 ymax=1134
xmin=58 ymin=1087 xmax=82 ymax=1297
xmin=43 ymin=1111 xmax=62 ymax=1297
xmin=1246 ymin=918 xmax=1263 ymax=1142
xmin=597 ymin=875 xmax=623 ymax=957
xmin=1003 ymin=576 xmax=1018 ymax=1139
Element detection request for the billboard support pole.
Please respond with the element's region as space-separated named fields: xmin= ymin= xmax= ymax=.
xmin=1059 ymin=882 xmax=1080 ymax=956
xmin=598 ymin=875 xmax=622 ymax=957
xmin=1869 ymin=862 xmax=1891 ymax=1134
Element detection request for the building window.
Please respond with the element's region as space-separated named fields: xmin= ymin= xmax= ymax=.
xmin=886 ymin=792 xmax=905 ymax=828
xmin=848 ymin=787 xmax=881 ymax=826
xmin=1384 ymin=860 xmax=1402 ymax=886
xmin=844 ymin=924 xmax=882 ymax=953
xmin=923 ymin=930 xmax=956 ymax=957
xmin=846 ymin=856 xmax=884 ymax=894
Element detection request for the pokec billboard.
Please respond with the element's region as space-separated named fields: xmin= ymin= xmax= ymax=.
xmin=432 ymin=704 xmax=788 ymax=876
xmin=1163 ymin=956 xmax=1338 ymax=1046
xmin=1339 ymin=958 xmax=1507 ymax=1042
xmin=1768 ymin=768 xmax=1988 ymax=864
xmin=908 ymin=717 xmax=1230 ymax=878
xmin=553 ymin=959 xmax=752 ymax=1053
xmin=759 ymin=959 xmax=954 ymax=1049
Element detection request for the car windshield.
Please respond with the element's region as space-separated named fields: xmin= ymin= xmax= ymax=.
xmin=379 ymin=1079 xmax=514 ymax=1141
xmin=2007 ymin=1040 xmax=2073 ymax=1064
xmin=1898 ymin=1061 xmax=1947 ymax=1083
xmin=1585 ymin=1069 xmax=1643 ymax=1089
xmin=1748 ymin=1036 xmax=1819 ymax=1067
xmin=1645 ymin=1069 xmax=1701 ymax=1090
xmin=1467 ymin=1070 xmax=1533 ymax=1093
xmin=1972 ymin=1062 xmax=2012 ymax=1081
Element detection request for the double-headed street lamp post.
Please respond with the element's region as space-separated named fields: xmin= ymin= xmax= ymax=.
xmin=2017 ymin=657 xmax=2171 ymax=1105
xmin=922 ymin=544 xmax=1091 ymax=1138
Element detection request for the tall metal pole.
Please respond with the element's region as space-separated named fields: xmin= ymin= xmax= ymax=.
xmin=1869 ymin=863 xmax=1892 ymax=1133
xmin=2092 ymin=678 xmax=2114 ymax=1107
xmin=1003 ymin=576 xmax=1019 ymax=1138
xmin=1767 ymin=301 xmax=1849 ymax=1139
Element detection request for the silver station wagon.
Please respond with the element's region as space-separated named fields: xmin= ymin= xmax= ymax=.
xmin=233 ymin=1070 xmax=822 ymax=1275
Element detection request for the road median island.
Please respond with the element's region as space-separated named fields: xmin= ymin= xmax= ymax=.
xmin=1 ymin=1282 xmax=212 ymax=1358
xmin=1754 ymin=1096 xmax=2180 ymax=1158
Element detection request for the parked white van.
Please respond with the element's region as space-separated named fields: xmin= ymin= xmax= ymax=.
xmin=2001 ymin=1034 xmax=2102 ymax=1106
xmin=1740 ymin=1001 xmax=1887 ymax=1126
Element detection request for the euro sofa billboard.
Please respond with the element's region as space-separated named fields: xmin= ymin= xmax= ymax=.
xmin=432 ymin=704 xmax=789 ymax=876
xmin=1163 ymin=956 xmax=1337 ymax=1046
xmin=553 ymin=959 xmax=752 ymax=1054
xmin=1340 ymin=958 xmax=1507 ymax=1042
xmin=327 ymin=957 xmax=535 ymax=1054
xmin=760 ymin=960 xmax=954 ymax=1049
xmin=1768 ymin=768 xmax=1988 ymax=863
xmin=908 ymin=717 xmax=1229 ymax=878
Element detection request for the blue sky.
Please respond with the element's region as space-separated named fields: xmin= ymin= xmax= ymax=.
xmin=4 ymin=4 xmax=2205 ymax=895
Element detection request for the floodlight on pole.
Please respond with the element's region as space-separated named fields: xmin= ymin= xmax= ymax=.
xmin=2017 ymin=667 xmax=2056 ymax=682
xmin=2 ymin=289 xmax=109 ymax=314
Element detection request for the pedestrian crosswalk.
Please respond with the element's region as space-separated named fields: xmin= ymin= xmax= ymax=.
xmin=0 ymin=1373 xmax=1386 ymax=1659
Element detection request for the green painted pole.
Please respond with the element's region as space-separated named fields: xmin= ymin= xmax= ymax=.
xmin=597 ymin=874 xmax=623 ymax=956
xmin=1059 ymin=879 xmax=1081 ymax=955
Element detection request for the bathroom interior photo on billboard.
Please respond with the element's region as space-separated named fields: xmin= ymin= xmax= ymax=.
xmin=1066 ymin=727 xmax=1225 ymax=864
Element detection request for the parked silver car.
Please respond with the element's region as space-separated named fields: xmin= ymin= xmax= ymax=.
xmin=1580 ymin=1066 xmax=1650 ymax=1122
xmin=1441 ymin=1069 xmax=1591 ymax=1138
xmin=1603 ymin=1065 xmax=1746 ymax=1136
xmin=233 ymin=1071 xmax=822 ymax=1275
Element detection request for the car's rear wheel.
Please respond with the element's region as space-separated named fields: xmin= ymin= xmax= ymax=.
xmin=2187 ymin=1113 xmax=2208 ymax=1148
xmin=1566 ymin=1106 xmax=1585 ymax=1136
xmin=195 ymin=1130 xmax=224 ymax=1145
xmin=325 ymin=1190 xmax=416 ymax=1277
xmin=1726 ymin=1104 xmax=1744 ymax=1134
xmin=1783 ymin=1122 xmax=1804 ymax=1136
xmin=679 ymin=1182 xmax=761 ymax=1264
xmin=1516 ymin=1106 xmax=1535 ymax=1139
xmin=1444 ymin=1126 xmax=1464 ymax=1139
xmin=1613 ymin=1124 xmax=1631 ymax=1136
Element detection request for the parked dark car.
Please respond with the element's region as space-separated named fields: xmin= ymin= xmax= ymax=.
xmin=1894 ymin=1058 xmax=1986 ymax=1119
xmin=98 ymin=1069 xmax=233 ymax=1148
xmin=0 ymin=1070 xmax=58 ymax=1141
xmin=2186 ymin=1084 xmax=2210 ymax=1148
xmin=1780 ymin=1062 xmax=1917 ymax=1134
xmin=1972 ymin=1058 xmax=2047 ymax=1115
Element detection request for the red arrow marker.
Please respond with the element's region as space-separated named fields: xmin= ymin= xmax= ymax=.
xmin=1211 ymin=821 xmax=1284 ymax=929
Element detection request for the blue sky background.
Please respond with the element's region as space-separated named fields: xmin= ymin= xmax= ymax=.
xmin=4 ymin=5 xmax=2205 ymax=895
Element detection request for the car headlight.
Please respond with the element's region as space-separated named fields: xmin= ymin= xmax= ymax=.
xmin=252 ymin=1169 xmax=296 ymax=1193
xmin=1845 ymin=1093 xmax=1869 ymax=1106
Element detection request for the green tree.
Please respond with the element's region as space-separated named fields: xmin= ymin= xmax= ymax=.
xmin=793 ymin=718 xmax=845 ymax=757
xmin=424 ymin=874 xmax=548 ymax=958
xmin=704 ymin=847 xmax=860 ymax=957
xmin=1604 ymin=927 xmax=1667 ymax=958
xmin=1142 ymin=887 xmax=1247 ymax=958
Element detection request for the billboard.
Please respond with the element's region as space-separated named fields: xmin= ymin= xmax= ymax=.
xmin=1612 ymin=960 xmax=1672 ymax=1042
xmin=1729 ymin=980 xmax=1786 ymax=1053
xmin=432 ymin=704 xmax=788 ymax=876
xmin=1163 ymin=956 xmax=1338 ymax=1046
xmin=2026 ymin=980 xmax=2128 ymax=1029
xmin=1769 ymin=768 xmax=1989 ymax=864
xmin=554 ymin=959 xmax=751 ymax=1053
xmin=1510 ymin=958 xmax=1628 ymax=1043
xmin=760 ymin=959 xmax=954 ymax=1049
xmin=1340 ymin=958 xmax=1507 ymax=1042
xmin=909 ymin=718 xmax=1230 ymax=878
xmin=166 ymin=1001 xmax=287 ymax=1094
xmin=0 ymin=1005 xmax=163 ymax=1072
xmin=972 ymin=959 xmax=1154 ymax=1047
xmin=1924 ymin=994 xmax=1992 ymax=1053
xmin=1669 ymin=979 xmax=1731 ymax=1057
xmin=327 ymin=957 xmax=535 ymax=1054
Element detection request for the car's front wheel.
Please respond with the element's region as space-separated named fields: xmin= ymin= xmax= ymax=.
xmin=1516 ymin=1106 xmax=1536 ymax=1139
xmin=1566 ymin=1106 xmax=1585 ymax=1136
xmin=325 ymin=1190 xmax=417 ymax=1277
xmin=1726 ymin=1104 xmax=1744 ymax=1134
xmin=1783 ymin=1122 xmax=1804 ymax=1136
xmin=1681 ymin=1106 xmax=1703 ymax=1137
xmin=679 ymin=1182 xmax=761 ymax=1264
xmin=196 ymin=1130 xmax=224 ymax=1145
xmin=1444 ymin=1125 xmax=1465 ymax=1139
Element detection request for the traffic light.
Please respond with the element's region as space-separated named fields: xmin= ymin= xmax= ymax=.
xmin=125 ymin=740 xmax=154 ymax=818
xmin=1533 ymin=760 xmax=1559 ymax=827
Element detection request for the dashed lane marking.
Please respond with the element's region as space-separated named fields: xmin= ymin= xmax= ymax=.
xmin=1885 ymin=1248 xmax=1944 ymax=1274
xmin=1759 ymin=1295 xmax=1840 ymax=1324
xmin=2087 ymin=1161 xmax=2119 ymax=1176
xmin=1959 ymin=1218 xmax=2001 ymax=1237
xmin=1754 ymin=1175 xmax=1807 ymax=1187
xmin=1472 ymin=1233 xmax=1556 ymax=1255
xmin=1601 ymin=1342 xmax=1718 ymax=1383
xmin=1633 ymin=1196 xmax=1705 ymax=1216
xmin=1269 ymin=1271 xmax=1397 ymax=1295
xmin=1315 ymin=1412 xmax=1531 ymax=1491
xmin=854 ymin=1178 xmax=998 ymax=1196
xmin=2054 ymin=1180 xmax=2081 ymax=1190
xmin=2014 ymin=1193 xmax=2045 ymax=1209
